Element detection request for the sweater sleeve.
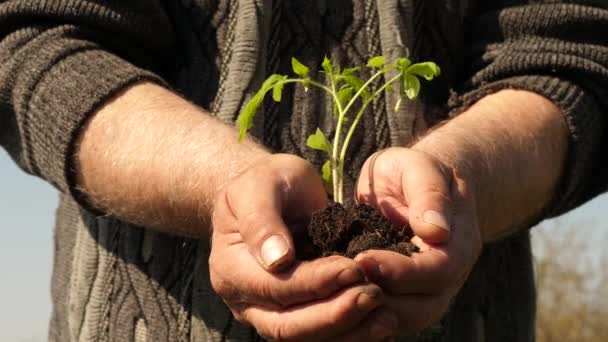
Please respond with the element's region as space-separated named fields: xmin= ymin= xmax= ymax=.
xmin=0 ymin=1 xmax=174 ymax=199
xmin=452 ymin=1 xmax=608 ymax=218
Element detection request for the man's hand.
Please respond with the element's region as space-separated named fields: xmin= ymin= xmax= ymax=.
xmin=353 ymin=89 xmax=568 ymax=335
xmin=210 ymin=154 xmax=398 ymax=341
xmin=355 ymin=148 xmax=482 ymax=334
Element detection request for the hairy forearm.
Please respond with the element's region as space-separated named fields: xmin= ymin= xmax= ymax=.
xmin=75 ymin=82 xmax=269 ymax=237
xmin=413 ymin=89 xmax=569 ymax=241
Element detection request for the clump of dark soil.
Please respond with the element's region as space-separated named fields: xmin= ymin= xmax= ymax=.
xmin=298 ymin=203 xmax=419 ymax=259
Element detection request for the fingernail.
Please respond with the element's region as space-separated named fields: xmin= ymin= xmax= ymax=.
xmin=356 ymin=286 xmax=383 ymax=311
xmin=423 ymin=210 xmax=450 ymax=231
xmin=336 ymin=267 xmax=365 ymax=287
xmin=260 ymin=235 xmax=289 ymax=269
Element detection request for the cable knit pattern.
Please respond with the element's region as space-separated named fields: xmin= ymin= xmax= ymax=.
xmin=0 ymin=0 xmax=606 ymax=341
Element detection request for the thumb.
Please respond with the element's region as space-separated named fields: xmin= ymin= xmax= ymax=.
xmin=222 ymin=154 xmax=327 ymax=272
xmin=402 ymin=154 xmax=453 ymax=244
xmin=223 ymin=177 xmax=296 ymax=272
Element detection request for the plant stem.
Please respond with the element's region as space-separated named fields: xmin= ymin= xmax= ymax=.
xmin=330 ymin=76 xmax=344 ymax=204
xmin=288 ymin=78 xmax=344 ymax=203
xmin=340 ymin=68 xmax=392 ymax=117
xmin=339 ymin=74 xmax=401 ymax=164
xmin=331 ymin=68 xmax=393 ymax=203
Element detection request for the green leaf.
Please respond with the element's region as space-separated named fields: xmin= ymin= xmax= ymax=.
xmin=237 ymin=94 xmax=262 ymax=141
xmin=271 ymin=75 xmax=288 ymax=102
xmin=337 ymin=87 xmax=353 ymax=109
xmin=399 ymin=70 xmax=406 ymax=97
xmin=396 ymin=57 xmax=412 ymax=71
xmin=322 ymin=56 xmax=333 ymax=76
xmin=404 ymin=74 xmax=421 ymax=100
xmin=397 ymin=57 xmax=412 ymax=98
xmin=306 ymin=128 xmax=332 ymax=155
xmin=407 ymin=62 xmax=441 ymax=81
xmin=292 ymin=57 xmax=310 ymax=79
xmin=334 ymin=86 xmax=353 ymax=118
xmin=342 ymin=67 xmax=360 ymax=76
xmin=322 ymin=160 xmax=332 ymax=188
xmin=367 ymin=56 xmax=386 ymax=69
xmin=344 ymin=75 xmax=371 ymax=100
xmin=237 ymin=74 xmax=285 ymax=141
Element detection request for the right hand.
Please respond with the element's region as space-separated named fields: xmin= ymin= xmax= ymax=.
xmin=210 ymin=154 xmax=398 ymax=341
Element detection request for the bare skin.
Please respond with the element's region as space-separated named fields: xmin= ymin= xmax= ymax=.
xmin=76 ymin=82 xmax=391 ymax=341
xmin=76 ymin=82 xmax=567 ymax=340
xmin=355 ymin=89 xmax=568 ymax=336
xmin=76 ymin=82 xmax=269 ymax=237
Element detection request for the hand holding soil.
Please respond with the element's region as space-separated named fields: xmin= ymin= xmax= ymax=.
xmin=210 ymin=154 xmax=398 ymax=341
xmin=354 ymin=147 xmax=483 ymax=334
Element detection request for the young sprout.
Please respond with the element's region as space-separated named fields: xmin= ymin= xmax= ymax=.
xmin=237 ymin=56 xmax=440 ymax=204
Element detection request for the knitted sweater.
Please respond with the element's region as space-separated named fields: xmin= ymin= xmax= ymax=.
xmin=1 ymin=0 xmax=607 ymax=341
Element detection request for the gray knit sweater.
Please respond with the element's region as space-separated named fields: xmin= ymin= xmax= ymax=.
xmin=0 ymin=0 xmax=607 ymax=341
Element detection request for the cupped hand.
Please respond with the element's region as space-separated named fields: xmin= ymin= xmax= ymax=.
xmin=210 ymin=154 xmax=397 ymax=341
xmin=354 ymin=147 xmax=482 ymax=335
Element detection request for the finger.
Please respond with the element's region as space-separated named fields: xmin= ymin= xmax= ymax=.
xmin=242 ymin=284 xmax=383 ymax=342
xmin=355 ymin=204 xmax=477 ymax=296
xmin=401 ymin=152 xmax=453 ymax=243
xmin=382 ymin=293 xmax=451 ymax=335
xmin=210 ymin=244 xmax=368 ymax=308
xmin=355 ymin=249 xmax=454 ymax=295
xmin=222 ymin=154 xmax=327 ymax=272
xmin=337 ymin=308 xmax=399 ymax=342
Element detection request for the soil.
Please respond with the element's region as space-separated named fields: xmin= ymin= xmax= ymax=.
xmin=297 ymin=203 xmax=419 ymax=259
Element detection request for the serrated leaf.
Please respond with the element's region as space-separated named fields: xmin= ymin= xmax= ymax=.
xmin=404 ymin=74 xmax=421 ymax=100
xmin=367 ymin=55 xmax=386 ymax=69
xmin=306 ymin=128 xmax=332 ymax=155
xmin=322 ymin=56 xmax=333 ymax=76
xmin=292 ymin=57 xmax=310 ymax=79
xmin=407 ymin=62 xmax=441 ymax=81
xmin=237 ymin=74 xmax=286 ymax=141
xmin=322 ymin=160 xmax=332 ymax=187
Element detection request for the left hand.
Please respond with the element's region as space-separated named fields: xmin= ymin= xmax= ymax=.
xmin=354 ymin=147 xmax=482 ymax=335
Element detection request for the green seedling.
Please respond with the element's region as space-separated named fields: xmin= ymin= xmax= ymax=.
xmin=237 ymin=55 xmax=440 ymax=204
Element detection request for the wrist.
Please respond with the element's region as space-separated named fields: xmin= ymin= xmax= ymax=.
xmin=412 ymin=89 xmax=567 ymax=241
xmin=75 ymin=81 xmax=271 ymax=238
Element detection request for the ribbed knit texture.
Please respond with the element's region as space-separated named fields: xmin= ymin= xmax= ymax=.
xmin=454 ymin=2 xmax=608 ymax=218
xmin=0 ymin=1 xmax=606 ymax=341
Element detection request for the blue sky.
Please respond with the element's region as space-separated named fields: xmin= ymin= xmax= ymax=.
xmin=0 ymin=148 xmax=606 ymax=341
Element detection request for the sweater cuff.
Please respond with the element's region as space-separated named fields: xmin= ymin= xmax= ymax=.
xmin=449 ymin=75 xmax=605 ymax=218
xmin=26 ymin=49 xmax=167 ymax=211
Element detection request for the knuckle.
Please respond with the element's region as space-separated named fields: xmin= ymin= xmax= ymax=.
xmin=311 ymin=258 xmax=351 ymax=292
xmin=259 ymin=279 xmax=289 ymax=308
xmin=241 ymin=211 xmax=263 ymax=233
xmin=423 ymin=186 xmax=451 ymax=202
xmin=329 ymin=292 xmax=358 ymax=324
xmin=231 ymin=308 xmax=247 ymax=323
xmin=240 ymin=212 xmax=275 ymax=243
xmin=262 ymin=320 xmax=291 ymax=342
xmin=210 ymin=271 xmax=232 ymax=299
